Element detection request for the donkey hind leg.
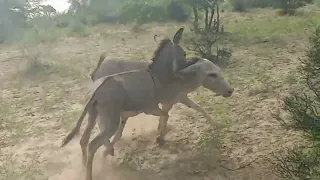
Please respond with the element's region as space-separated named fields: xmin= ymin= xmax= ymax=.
xmin=79 ymin=105 xmax=98 ymax=166
xmin=96 ymin=117 xmax=112 ymax=157
xmin=103 ymin=115 xmax=128 ymax=157
xmin=101 ymin=111 xmax=138 ymax=157
xmin=86 ymin=109 xmax=120 ymax=180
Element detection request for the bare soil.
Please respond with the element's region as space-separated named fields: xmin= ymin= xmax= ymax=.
xmin=0 ymin=23 xmax=305 ymax=180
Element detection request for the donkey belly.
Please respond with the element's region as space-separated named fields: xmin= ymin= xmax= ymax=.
xmin=115 ymin=70 xmax=159 ymax=111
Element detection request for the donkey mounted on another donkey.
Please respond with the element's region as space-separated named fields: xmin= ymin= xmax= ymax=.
xmin=88 ymin=31 xmax=234 ymax=157
xmin=60 ymin=28 xmax=233 ymax=180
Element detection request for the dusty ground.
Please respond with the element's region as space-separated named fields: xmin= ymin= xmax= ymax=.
xmin=0 ymin=11 xmax=311 ymax=180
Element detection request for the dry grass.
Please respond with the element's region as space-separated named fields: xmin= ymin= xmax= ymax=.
xmin=0 ymin=6 xmax=319 ymax=180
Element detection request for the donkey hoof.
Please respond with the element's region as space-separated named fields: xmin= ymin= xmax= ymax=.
xmin=155 ymin=136 xmax=165 ymax=146
xmin=103 ymin=147 xmax=115 ymax=157
xmin=82 ymin=157 xmax=87 ymax=166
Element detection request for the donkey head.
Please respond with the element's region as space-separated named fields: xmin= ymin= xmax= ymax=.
xmin=179 ymin=58 xmax=234 ymax=97
xmin=148 ymin=28 xmax=187 ymax=84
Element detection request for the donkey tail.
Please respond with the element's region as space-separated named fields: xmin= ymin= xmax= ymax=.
xmin=62 ymin=69 xmax=141 ymax=147
xmin=60 ymin=100 xmax=95 ymax=147
xmin=89 ymin=52 xmax=107 ymax=81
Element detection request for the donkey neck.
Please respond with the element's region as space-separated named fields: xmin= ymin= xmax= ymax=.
xmin=156 ymin=72 xmax=200 ymax=101
xmin=149 ymin=50 xmax=176 ymax=85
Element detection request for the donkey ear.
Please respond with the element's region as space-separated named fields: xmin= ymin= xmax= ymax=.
xmin=173 ymin=28 xmax=184 ymax=45
xmin=176 ymin=62 xmax=200 ymax=78
xmin=153 ymin=34 xmax=160 ymax=43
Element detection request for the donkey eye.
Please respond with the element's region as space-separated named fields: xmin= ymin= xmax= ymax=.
xmin=208 ymin=73 xmax=217 ymax=78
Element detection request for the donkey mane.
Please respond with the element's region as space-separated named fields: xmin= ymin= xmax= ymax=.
xmin=181 ymin=56 xmax=201 ymax=69
xmin=148 ymin=38 xmax=171 ymax=68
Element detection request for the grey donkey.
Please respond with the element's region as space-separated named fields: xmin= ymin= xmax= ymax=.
xmin=89 ymin=53 xmax=234 ymax=157
xmin=90 ymin=54 xmax=234 ymax=157
xmin=60 ymin=28 xmax=188 ymax=180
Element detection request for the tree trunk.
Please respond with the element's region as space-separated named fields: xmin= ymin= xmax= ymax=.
xmin=192 ymin=5 xmax=199 ymax=32
xmin=205 ymin=7 xmax=209 ymax=30
xmin=216 ymin=3 xmax=220 ymax=32
xmin=208 ymin=5 xmax=215 ymax=29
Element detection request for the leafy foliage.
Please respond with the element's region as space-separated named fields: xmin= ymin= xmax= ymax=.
xmin=279 ymin=0 xmax=310 ymax=15
xmin=0 ymin=0 xmax=29 ymax=43
xmin=229 ymin=0 xmax=282 ymax=12
xmin=229 ymin=0 xmax=312 ymax=13
xmin=282 ymin=94 xmax=320 ymax=140
xmin=118 ymin=0 xmax=189 ymax=24
xmin=118 ymin=0 xmax=168 ymax=24
xmin=278 ymin=26 xmax=320 ymax=141
xmin=273 ymin=26 xmax=320 ymax=180
xmin=270 ymin=146 xmax=320 ymax=180
xmin=67 ymin=0 xmax=189 ymax=25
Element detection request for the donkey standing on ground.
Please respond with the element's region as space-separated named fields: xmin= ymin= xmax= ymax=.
xmin=61 ymin=28 xmax=189 ymax=180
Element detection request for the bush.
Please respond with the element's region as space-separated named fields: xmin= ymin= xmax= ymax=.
xmin=229 ymin=0 xmax=249 ymax=12
xmin=186 ymin=0 xmax=231 ymax=66
xmin=167 ymin=1 xmax=189 ymax=22
xmin=0 ymin=0 xmax=28 ymax=43
xmin=273 ymin=26 xmax=320 ymax=180
xmin=250 ymin=0 xmax=282 ymax=8
xmin=64 ymin=0 xmax=189 ymax=25
xmin=118 ymin=0 xmax=188 ymax=25
xmin=271 ymin=146 xmax=320 ymax=180
xmin=229 ymin=0 xmax=311 ymax=12
xmin=67 ymin=20 xmax=90 ymax=37
xmin=83 ymin=0 xmax=120 ymax=24
xmin=229 ymin=0 xmax=281 ymax=12
xmin=279 ymin=0 xmax=311 ymax=15
xmin=278 ymin=26 xmax=320 ymax=140
xmin=118 ymin=0 xmax=168 ymax=24
xmin=55 ymin=14 xmax=72 ymax=28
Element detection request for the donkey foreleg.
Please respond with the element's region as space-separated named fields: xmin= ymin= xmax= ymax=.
xmin=146 ymin=105 xmax=173 ymax=146
xmin=179 ymin=95 xmax=222 ymax=128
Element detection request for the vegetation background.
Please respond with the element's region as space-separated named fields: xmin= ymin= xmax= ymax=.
xmin=0 ymin=0 xmax=320 ymax=179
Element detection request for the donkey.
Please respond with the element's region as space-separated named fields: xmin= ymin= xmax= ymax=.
xmin=88 ymin=31 xmax=234 ymax=156
xmin=91 ymin=55 xmax=234 ymax=157
xmin=61 ymin=28 xmax=189 ymax=180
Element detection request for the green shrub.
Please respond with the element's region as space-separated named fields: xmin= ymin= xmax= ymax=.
xmin=118 ymin=0 xmax=188 ymax=25
xmin=167 ymin=1 xmax=189 ymax=22
xmin=83 ymin=0 xmax=119 ymax=24
xmin=279 ymin=0 xmax=312 ymax=15
xmin=229 ymin=0 xmax=249 ymax=12
xmin=0 ymin=0 xmax=28 ymax=43
xmin=250 ymin=0 xmax=281 ymax=8
xmin=278 ymin=26 xmax=320 ymax=140
xmin=271 ymin=146 xmax=320 ymax=180
xmin=118 ymin=0 xmax=168 ymax=24
xmin=273 ymin=26 xmax=320 ymax=180
xmin=229 ymin=0 xmax=311 ymax=12
xmin=229 ymin=0 xmax=281 ymax=11
xmin=67 ymin=20 xmax=90 ymax=37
